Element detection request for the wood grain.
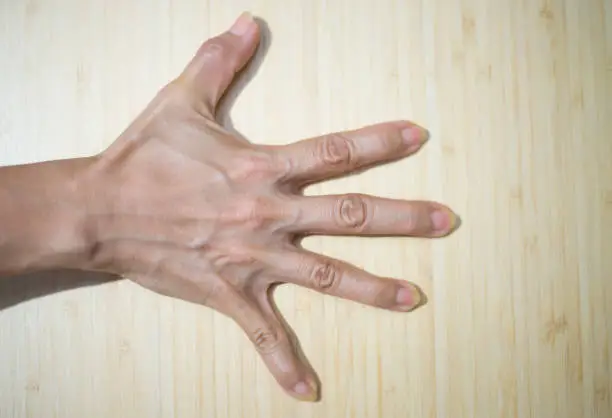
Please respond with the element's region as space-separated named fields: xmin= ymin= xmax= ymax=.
xmin=0 ymin=0 xmax=610 ymax=417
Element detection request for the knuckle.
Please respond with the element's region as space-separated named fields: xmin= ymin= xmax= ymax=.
xmin=319 ymin=134 xmax=354 ymax=168
xmin=230 ymin=195 xmax=280 ymax=229
xmin=209 ymin=246 xmax=257 ymax=271
xmin=198 ymin=279 xmax=225 ymax=306
xmin=157 ymin=80 xmax=186 ymax=102
xmin=228 ymin=152 xmax=281 ymax=183
xmin=198 ymin=36 xmax=240 ymax=70
xmin=192 ymin=275 xmax=233 ymax=308
xmin=336 ymin=194 xmax=368 ymax=230
xmin=200 ymin=38 xmax=229 ymax=61
xmin=153 ymin=81 xmax=200 ymax=118
xmin=242 ymin=196 xmax=269 ymax=226
xmin=252 ymin=327 xmax=282 ymax=354
xmin=278 ymin=151 xmax=294 ymax=182
xmin=310 ymin=261 xmax=341 ymax=292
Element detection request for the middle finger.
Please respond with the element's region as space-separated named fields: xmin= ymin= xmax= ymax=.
xmin=286 ymin=194 xmax=458 ymax=237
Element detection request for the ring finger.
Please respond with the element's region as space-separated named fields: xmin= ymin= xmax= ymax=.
xmin=259 ymin=248 xmax=424 ymax=312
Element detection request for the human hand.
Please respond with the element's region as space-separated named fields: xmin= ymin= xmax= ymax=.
xmin=84 ymin=12 xmax=459 ymax=401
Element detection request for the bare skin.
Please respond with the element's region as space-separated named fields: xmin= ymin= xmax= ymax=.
xmin=0 ymin=13 xmax=459 ymax=401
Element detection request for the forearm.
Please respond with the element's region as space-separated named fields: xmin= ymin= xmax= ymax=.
xmin=0 ymin=158 xmax=97 ymax=276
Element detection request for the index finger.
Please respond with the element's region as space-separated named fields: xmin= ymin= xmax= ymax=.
xmin=275 ymin=121 xmax=429 ymax=186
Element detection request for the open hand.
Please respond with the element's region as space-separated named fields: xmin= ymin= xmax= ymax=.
xmin=85 ymin=12 xmax=459 ymax=401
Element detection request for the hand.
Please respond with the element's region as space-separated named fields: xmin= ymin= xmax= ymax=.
xmin=84 ymin=12 xmax=459 ymax=401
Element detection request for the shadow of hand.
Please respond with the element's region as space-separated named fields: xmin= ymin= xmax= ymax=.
xmin=0 ymin=270 xmax=121 ymax=311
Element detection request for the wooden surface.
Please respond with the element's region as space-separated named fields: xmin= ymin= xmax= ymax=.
xmin=1 ymin=0 xmax=611 ymax=417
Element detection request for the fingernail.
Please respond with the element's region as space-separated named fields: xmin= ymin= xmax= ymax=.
xmin=294 ymin=381 xmax=310 ymax=395
xmin=401 ymin=126 xmax=429 ymax=147
xmin=431 ymin=209 xmax=459 ymax=233
xmin=293 ymin=380 xmax=318 ymax=402
xmin=230 ymin=12 xmax=254 ymax=36
xmin=396 ymin=286 xmax=421 ymax=310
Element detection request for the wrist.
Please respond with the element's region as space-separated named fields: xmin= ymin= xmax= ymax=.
xmin=0 ymin=157 xmax=102 ymax=275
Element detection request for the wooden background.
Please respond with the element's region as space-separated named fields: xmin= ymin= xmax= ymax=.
xmin=0 ymin=0 xmax=610 ymax=417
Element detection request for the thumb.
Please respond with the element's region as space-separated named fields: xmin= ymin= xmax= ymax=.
xmin=180 ymin=12 xmax=260 ymax=115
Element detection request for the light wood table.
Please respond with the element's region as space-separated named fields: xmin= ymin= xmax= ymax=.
xmin=1 ymin=0 xmax=610 ymax=417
